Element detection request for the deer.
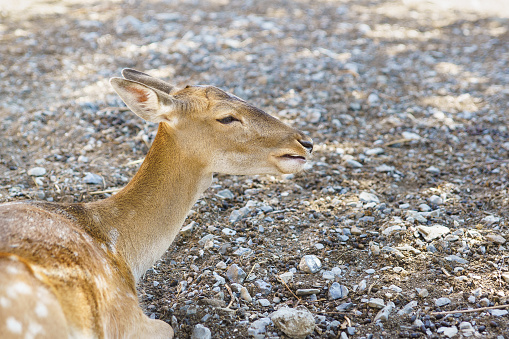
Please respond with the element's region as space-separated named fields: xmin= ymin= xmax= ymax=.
xmin=0 ymin=69 xmax=313 ymax=338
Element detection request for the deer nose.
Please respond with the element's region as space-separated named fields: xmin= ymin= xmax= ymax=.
xmin=298 ymin=138 xmax=313 ymax=153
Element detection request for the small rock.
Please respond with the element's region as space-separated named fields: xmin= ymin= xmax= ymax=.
xmin=359 ymin=191 xmax=380 ymax=203
xmin=255 ymin=280 xmax=272 ymax=295
xmin=296 ymin=289 xmax=320 ymax=296
xmin=329 ymin=282 xmax=349 ymax=300
xmin=445 ymin=255 xmax=469 ymax=265
xmin=459 ymin=322 xmax=475 ymax=337
xmin=437 ymin=326 xmax=458 ymax=338
xmin=365 ymin=269 xmax=376 ymax=274
xmin=345 ymin=159 xmax=363 ymax=168
xmin=428 ymin=195 xmax=443 ymax=205
xmin=248 ymin=317 xmax=271 ymax=338
xmin=416 ymin=288 xmax=429 ymax=298
xmin=426 ymin=166 xmax=440 ymax=174
xmin=180 ymin=222 xmax=195 ymax=236
xmin=240 ymin=287 xmax=252 ymax=303
xmin=382 ymin=225 xmax=402 ymax=236
xmin=489 ymin=309 xmax=508 ymax=316
xmin=299 ymin=255 xmax=322 ymax=273
xmin=279 ymin=271 xmax=294 ymax=283
xmin=83 ymin=172 xmax=103 ymax=185
xmin=258 ymin=299 xmax=271 ymax=307
xmin=375 ymin=164 xmax=395 ymax=172
xmin=191 ymin=324 xmax=211 ymax=339
xmin=418 ymin=204 xmax=431 ymax=212
xmin=336 ymin=302 xmax=354 ymax=312
xmin=479 ymin=298 xmax=490 ymax=307
xmin=216 ymin=261 xmax=227 ymax=270
xmin=501 ymin=272 xmax=509 ymax=283
xmin=222 ymin=228 xmax=236 ymax=236
xmin=350 ymin=226 xmax=362 ymax=235
xmin=435 ymin=297 xmax=451 ymax=307
xmin=482 ymin=215 xmax=500 ymax=225
xmin=322 ymin=270 xmax=335 ymax=280
xmin=397 ymin=301 xmax=417 ymax=315
xmin=226 ymin=264 xmax=246 ymax=283
xmin=486 ymin=234 xmax=506 ymax=244
xmin=368 ymin=298 xmax=385 ymax=309
xmin=233 ymin=247 xmax=252 ymax=256
xmin=27 ymin=167 xmax=46 ymax=176
xmin=216 ymin=189 xmax=234 ymax=199
xmin=374 ymin=301 xmax=395 ymax=322
xmin=468 ymin=296 xmax=476 ymax=303
xmin=402 ymin=131 xmax=422 ymax=140
xmin=270 ymin=307 xmax=315 ymax=339
xmin=417 ymin=225 xmax=450 ymax=242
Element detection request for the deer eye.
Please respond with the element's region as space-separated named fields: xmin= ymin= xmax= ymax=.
xmin=217 ymin=116 xmax=239 ymax=124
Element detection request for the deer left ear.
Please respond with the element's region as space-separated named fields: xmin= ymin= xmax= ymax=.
xmin=110 ymin=78 xmax=182 ymax=125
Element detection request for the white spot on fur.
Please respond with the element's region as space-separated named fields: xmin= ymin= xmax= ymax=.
xmin=6 ymin=265 xmax=19 ymax=274
xmin=26 ymin=321 xmax=44 ymax=339
xmin=6 ymin=317 xmax=22 ymax=334
xmin=35 ymin=302 xmax=48 ymax=318
xmin=7 ymin=281 xmax=32 ymax=297
xmin=0 ymin=296 xmax=11 ymax=308
xmin=108 ymin=228 xmax=119 ymax=252
xmin=92 ymin=213 xmax=101 ymax=224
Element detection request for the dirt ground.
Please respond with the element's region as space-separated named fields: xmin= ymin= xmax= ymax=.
xmin=1 ymin=0 xmax=508 ymax=338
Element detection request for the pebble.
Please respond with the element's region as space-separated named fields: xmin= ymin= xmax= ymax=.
xmin=435 ymin=297 xmax=451 ymax=307
xmin=416 ymin=225 xmax=450 ymax=242
xmin=428 ymin=195 xmax=443 ymax=205
xmin=359 ymin=191 xmax=380 ymax=203
xmin=180 ymin=222 xmax=195 ymax=236
xmin=418 ymin=203 xmax=431 ymax=212
xmin=296 ymin=288 xmax=320 ymax=296
xmin=216 ymin=189 xmax=234 ymax=199
xmin=248 ymin=317 xmax=271 ymax=338
xmin=191 ymin=324 xmax=211 ymax=339
xmin=402 ymin=131 xmax=422 ymax=140
xmin=299 ymin=255 xmax=322 ymax=273
xmin=397 ymin=300 xmax=417 ymax=315
xmin=226 ymin=264 xmax=246 ymax=283
xmin=437 ymin=326 xmax=458 ymax=338
xmin=345 ymin=159 xmax=363 ymax=168
xmin=416 ymin=288 xmax=429 ymax=298
xmin=459 ymin=322 xmax=475 ymax=337
xmin=270 ymin=307 xmax=316 ymax=339
xmin=486 ymin=234 xmax=506 ymax=244
xmin=501 ymin=272 xmax=509 ymax=283
xmin=374 ymin=302 xmax=395 ymax=322
xmin=489 ymin=309 xmax=508 ymax=316
xmin=279 ymin=271 xmax=294 ymax=283
xmin=83 ymin=172 xmax=103 ymax=184
xmin=240 ymin=287 xmax=252 ymax=303
xmin=479 ymin=298 xmax=490 ymax=307
xmin=368 ymin=298 xmax=385 ymax=309
xmin=329 ymin=282 xmax=349 ymax=300
xmin=255 ymin=279 xmax=272 ymax=295
xmin=258 ymin=298 xmax=271 ymax=307
xmin=222 ymin=228 xmax=236 ymax=236
xmin=233 ymin=247 xmax=252 ymax=256
xmin=27 ymin=167 xmax=46 ymax=176
xmin=482 ymin=215 xmax=500 ymax=225
xmin=445 ymin=255 xmax=469 ymax=265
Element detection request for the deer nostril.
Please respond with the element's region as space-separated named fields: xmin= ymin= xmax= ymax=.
xmin=299 ymin=139 xmax=313 ymax=153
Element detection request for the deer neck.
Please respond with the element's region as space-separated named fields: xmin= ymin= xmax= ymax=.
xmin=86 ymin=123 xmax=212 ymax=282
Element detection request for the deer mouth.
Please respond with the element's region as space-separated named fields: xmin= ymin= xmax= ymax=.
xmin=279 ymin=154 xmax=306 ymax=162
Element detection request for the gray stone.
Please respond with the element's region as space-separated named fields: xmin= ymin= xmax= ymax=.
xmin=368 ymin=298 xmax=385 ymax=309
xmin=417 ymin=225 xmax=450 ymax=242
xmin=27 ymin=167 xmax=46 ymax=176
xmin=255 ymin=279 xmax=272 ymax=295
xmin=435 ymin=297 xmax=451 ymax=307
xmin=374 ymin=301 xmax=395 ymax=322
xmin=397 ymin=301 xmax=417 ymax=315
xmin=459 ymin=322 xmax=475 ymax=337
xmin=329 ymin=282 xmax=348 ymax=300
xmin=296 ymin=288 xmax=320 ymax=296
xmin=270 ymin=307 xmax=315 ymax=339
xmin=445 ymin=255 xmax=468 ymax=265
xmin=248 ymin=317 xmax=271 ymax=338
xmin=299 ymin=255 xmax=322 ymax=273
xmin=83 ymin=172 xmax=103 ymax=184
xmin=226 ymin=264 xmax=246 ymax=283
xmin=336 ymin=302 xmax=354 ymax=312
xmin=216 ymin=189 xmax=234 ymax=199
xmin=279 ymin=271 xmax=294 ymax=283
xmin=437 ymin=326 xmax=458 ymax=338
xmin=222 ymin=227 xmax=236 ymax=236
xmin=359 ymin=191 xmax=380 ymax=203
xmin=258 ymin=298 xmax=271 ymax=307
xmin=486 ymin=234 xmax=506 ymax=244
xmin=191 ymin=324 xmax=211 ymax=339
xmin=489 ymin=309 xmax=508 ymax=316
xmin=233 ymin=247 xmax=252 ymax=256
xmin=345 ymin=159 xmax=363 ymax=168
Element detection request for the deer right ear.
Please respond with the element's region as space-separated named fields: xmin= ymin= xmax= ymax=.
xmin=110 ymin=78 xmax=180 ymax=125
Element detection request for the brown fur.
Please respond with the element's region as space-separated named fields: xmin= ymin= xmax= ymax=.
xmin=0 ymin=69 xmax=312 ymax=338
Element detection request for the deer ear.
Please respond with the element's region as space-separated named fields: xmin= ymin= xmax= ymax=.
xmin=121 ymin=68 xmax=176 ymax=94
xmin=110 ymin=78 xmax=180 ymax=124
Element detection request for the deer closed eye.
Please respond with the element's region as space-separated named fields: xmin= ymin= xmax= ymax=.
xmin=216 ymin=116 xmax=240 ymax=124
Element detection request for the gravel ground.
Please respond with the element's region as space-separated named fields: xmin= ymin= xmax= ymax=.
xmin=1 ymin=0 xmax=509 ymax=338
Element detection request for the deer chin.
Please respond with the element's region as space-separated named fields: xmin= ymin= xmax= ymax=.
xmin=273 ymin=153 xmax=307 ymax=174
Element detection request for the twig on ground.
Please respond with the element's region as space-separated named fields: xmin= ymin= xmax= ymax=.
xmin=276 ymin=276 xmax=301 ymax=302
xmin=431 ymin=304 xmax=509 ymax=315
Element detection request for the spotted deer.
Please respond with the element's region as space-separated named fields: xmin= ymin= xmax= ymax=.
xmin=0 ymin=69 xmax=313 ymax=338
